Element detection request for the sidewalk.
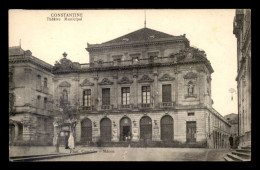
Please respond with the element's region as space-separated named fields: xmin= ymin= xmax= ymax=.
xmin=9 ymin=145 xmax=98 ymax=157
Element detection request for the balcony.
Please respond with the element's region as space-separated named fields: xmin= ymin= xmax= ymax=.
xmin=101 ymin=105 xmax=113 ymax=110
xmin=80 ymin=106 xmax=93 ymax=111
xmin=138 ymin=103 xmax=153 ymax=109
xmin=119 ymin=104 xmax=133 ymax=110
xmin=159 ymin=102 xmax=175 ymax=108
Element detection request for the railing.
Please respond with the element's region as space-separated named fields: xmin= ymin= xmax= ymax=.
xmin=159 ymin=102 xmax=175 ymax=108
xmin=119 ymin=104 xmax=133 ymax=109
xmin=138 ymin=103 xmax=153 ymax=109
xmin=80 ymin=106 xmax=93 ymax=111
xmin=101 ymin=105 xmax=113 ymax=110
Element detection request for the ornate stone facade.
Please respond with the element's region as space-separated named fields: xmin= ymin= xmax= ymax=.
xmin=233 ymin=9 xmax=251 ymax=148
xmin=9 ymin=27 xmax=231 ymax=148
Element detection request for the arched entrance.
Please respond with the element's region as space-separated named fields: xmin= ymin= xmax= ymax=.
xmin=120 ymin=117 xmax=132 ymax=141
xmin=161 ymin=115 xmax=173 ymax=141
xmin=100 ymin=118 xmax=112 ymax=142
xmin=9 ymin=124 xmax=15 ymax=143
xmin=140 ymin=116 xmax=152 ymax=140
xmin=81 ymin=118 xmax=92 ymax=142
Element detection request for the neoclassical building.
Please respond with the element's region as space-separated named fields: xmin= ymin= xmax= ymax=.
xmin=233 ymin=9 xmax=251 ymax=148
xmin=9 ymin=27 xmax=231 ymax=148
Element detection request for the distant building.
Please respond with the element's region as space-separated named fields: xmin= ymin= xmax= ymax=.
xmin=9 ymin=27 xmax=231 ymax=148
xmin=233 ymin=9 xmax=251 ymax=148
xmin=224 ymin=113 xmax=238 ymax=136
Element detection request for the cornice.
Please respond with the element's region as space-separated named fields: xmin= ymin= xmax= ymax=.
xmin=87 ymin=39 xmax=189 ymax=52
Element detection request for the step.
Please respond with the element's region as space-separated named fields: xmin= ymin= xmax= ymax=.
xmin=241 ymin=146 xmax=251 ymax=150
xmin=236 ymin=149 xmax=251 ymax=153
xmin=10 ymin=153 xmax=60 ymax=159
xmin=227 ymin=153 xmax=250 ymax=162
xmin=224 ymin=156 xmax=234 ymax=162
xmin=10 ymin=151 xmax=97 ymax=162
xmin=232 ymin=151 xmax=251 ymax=159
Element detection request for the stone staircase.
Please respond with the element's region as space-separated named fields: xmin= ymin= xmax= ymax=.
xmin=224 ymin=146 xmax=251 ymax=161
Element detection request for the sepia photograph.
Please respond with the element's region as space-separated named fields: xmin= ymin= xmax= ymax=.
xmin=8 ymin=9 xmax=251 ymax=162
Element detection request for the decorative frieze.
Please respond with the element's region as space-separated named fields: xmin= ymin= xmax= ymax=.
xmin=98 ymin=78 xmax=114 ymax=85
xmin=118 ymin=77 xmax=133 ymax=84
xmin=183 ymin=72 xmax=198 ymax=79
xmin=59 ymin=81 xmax=71 ymax=87
xmin=159 ymin=74 xmax=175 ymax=81
xmin=80 ymin=79 xmax=94 ymax=86
xmin=138 ymin=75 xmax=154 ymax=83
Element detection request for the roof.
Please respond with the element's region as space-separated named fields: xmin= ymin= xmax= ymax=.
xmin=102 ymin=27 xmax=179 ymax=45
xmin=9 ymin=46 xmax=24 ymax=56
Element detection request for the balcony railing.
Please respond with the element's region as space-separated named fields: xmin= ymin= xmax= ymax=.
xmin=101 ymin=105 xmax=113 ymax=110
xmin=119 ymin=104 xmax=133 ymax=109
xmin=159 ymin=102 xmax=175 ymax=108
xmin=138 ymin=103 xmax=153 ymax=109
xmin=80 ymin=106 xmax=93 ymax=111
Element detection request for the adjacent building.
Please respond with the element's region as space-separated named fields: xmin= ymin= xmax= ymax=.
xmin=233 ymin=9 xmax=251 ymax=148
xmin=224 ymin=113 xmax=238 ymax=136
xmin=9 ymin=27 xmax=231 ymax=148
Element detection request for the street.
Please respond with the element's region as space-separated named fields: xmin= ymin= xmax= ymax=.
xmin=34 ymin=147 xmax=230 ymax=161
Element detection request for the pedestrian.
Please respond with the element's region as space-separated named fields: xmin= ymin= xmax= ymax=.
xmin=229 ymin=135 xmax=233 ymax=149
xmin=54 ymin=133 xmax=60 ymax=153
xmin=68 ymin=132 xmax=75 ymax=153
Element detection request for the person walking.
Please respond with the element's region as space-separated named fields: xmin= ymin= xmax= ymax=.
xmin=229 ymin=135 xmax=233 ymax=149
xmin=54 ymin=133 xmax=60 ymax=153
xmin=68 ymin=132 xmax=75 ymax=153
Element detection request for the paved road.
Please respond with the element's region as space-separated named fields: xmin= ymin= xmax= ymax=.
xmin=37 ymin=147 xmax=230 ymax=161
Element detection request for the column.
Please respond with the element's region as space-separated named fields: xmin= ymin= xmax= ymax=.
xmin=75 ymin=121 xmax=81 ymax=142
xmin=133 ymin=69 xmax=138 ymax=109
xmin=113 ymin=71 xmax=118 ymax=109
xmin=153 ymin=67 xmax=158 ymax=108
xmin=93 ymin=73 xmax=99 ymax=111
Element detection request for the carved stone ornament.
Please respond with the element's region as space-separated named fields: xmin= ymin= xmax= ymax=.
xmin=98 ymin=78 xmax=114 ymax=85
xmin=59 ymin=81 xmax=71 ymax=87
xmin=80 ymin=79 xmax=94 ymax=86
xmin=118 ymin=77 xmax=133 ymax=84
xmin=138 ymin=75 xmax=154 ymax=83
xmin=183 ymin=72 xmax=198 ymax=79
xmin=159 ymin=74 xmax=175 ymax=81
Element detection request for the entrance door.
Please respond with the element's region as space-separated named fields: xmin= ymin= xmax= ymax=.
xmin=120 ymin=117 xmax=131 ymax=141
xmin=140 ymin=116 xmax=152 ymax=140
xmin=186 ymin=121 xmax=196 ymax=143
xmin=100 ymin=118 xmax=112 ymax=142
xmin=9 ymin=124 xmax=15 ymax=143
xmin=161 ymin=115 xmax=173 ymax=141
xmin=81 ymin=118 xmax=92 ymax=142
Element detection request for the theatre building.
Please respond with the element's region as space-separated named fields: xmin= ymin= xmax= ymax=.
xmin=9 ymin=27 xmax=231 ymax=148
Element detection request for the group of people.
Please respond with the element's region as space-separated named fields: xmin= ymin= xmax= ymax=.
xmin=54 ymin=132 xmax=75 ymax=153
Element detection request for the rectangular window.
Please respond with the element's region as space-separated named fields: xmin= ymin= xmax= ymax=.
xmin=83 ymin=89 xmax=91 ymax=106
xmin=188 ymin=112 xmax=195 ymax=116
xmin=142 ymin=86 xmax=150 ymax=104
xmin=162 ymin=84 xmax=172 ymax=102
xmin=122 ymin=87 xmax=130 ymax=105
xmin=102 ymin=88 xmax=110 ymax=105
xmin=44 ymin=97 xmax=47 ymax=109
xmin=37 ymin=96 xmax=41 ymax=109
xmin=37 ymin=75 xmax=42 ymax=90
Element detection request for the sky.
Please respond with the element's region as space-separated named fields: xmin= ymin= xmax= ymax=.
xmin=9 ymin=9 xmax=238 ymax=116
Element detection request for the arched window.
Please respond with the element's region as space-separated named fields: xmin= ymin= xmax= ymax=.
xmin=44 ymin=97 xmax=47 ymax=109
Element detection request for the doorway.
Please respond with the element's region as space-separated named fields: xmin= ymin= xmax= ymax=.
xmin=100 ymin=118 xmax=112 ymax=142
xmin=120 ymin=117 xmax=132 ymax=141
xmin=186 ymin=121 xmax=196 ymax=143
